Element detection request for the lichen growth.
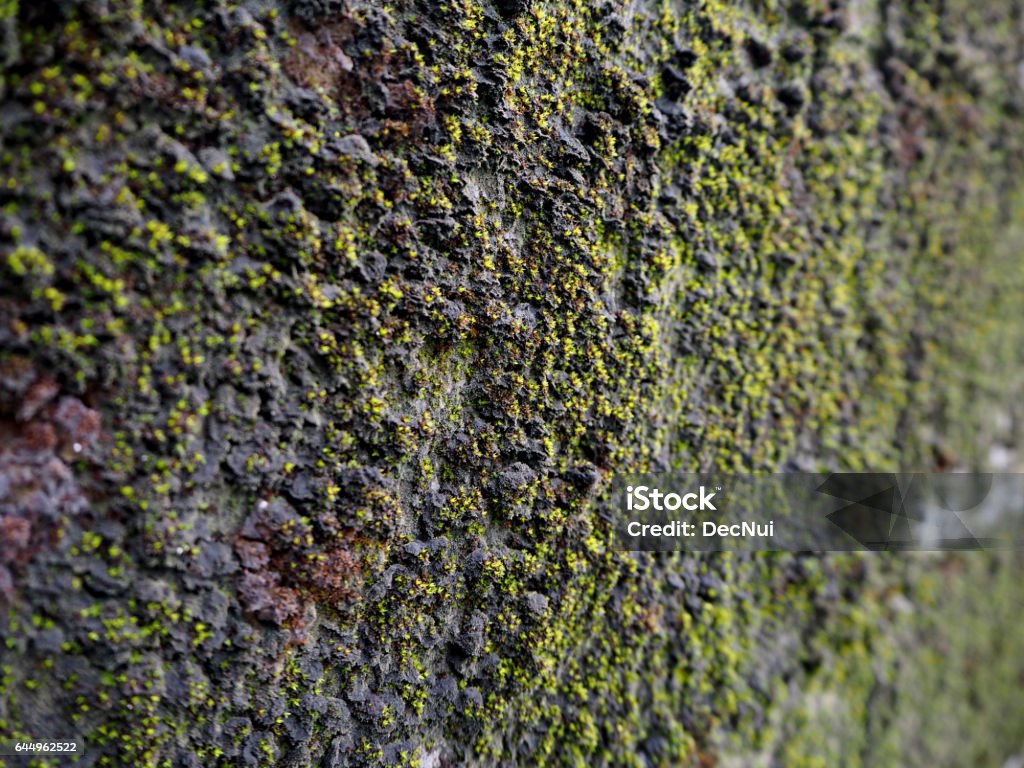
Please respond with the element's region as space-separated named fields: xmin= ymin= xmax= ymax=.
xmin=1 ymin=0 xmax=1024 ymax=766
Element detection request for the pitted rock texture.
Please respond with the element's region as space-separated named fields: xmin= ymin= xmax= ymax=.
xmin=1 ymin=0 xmax=1024 ymax=766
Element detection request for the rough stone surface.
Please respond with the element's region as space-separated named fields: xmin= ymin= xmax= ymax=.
xmin=1 ymin=0 xmax=1024 ymax=766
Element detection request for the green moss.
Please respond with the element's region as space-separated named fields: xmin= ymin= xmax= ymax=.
xmin=1 ymin=0 xmax=1023 ymax=766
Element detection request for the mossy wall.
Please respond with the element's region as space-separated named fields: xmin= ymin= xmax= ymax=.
xmin=1 ymin=0 xmax=1023 ymax=766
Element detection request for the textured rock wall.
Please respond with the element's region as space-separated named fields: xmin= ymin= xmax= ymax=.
xmin=1 ymin=0 xmax=1024 ymax=766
